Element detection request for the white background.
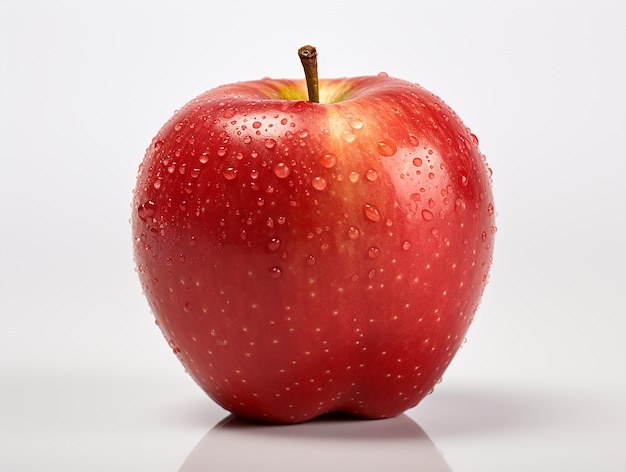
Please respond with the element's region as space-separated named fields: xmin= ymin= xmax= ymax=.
xmin=2 ymin=0 xmax=625 ymax=470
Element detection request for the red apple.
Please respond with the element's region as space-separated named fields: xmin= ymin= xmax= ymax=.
xmin=132 ymin=46 xmax=495 ymax=423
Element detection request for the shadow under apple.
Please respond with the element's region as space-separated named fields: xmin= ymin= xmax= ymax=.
xmin=179 ymin=413 xmax=452 ymax=472
xmin=413 ymin=385 xmax=585 ymax=438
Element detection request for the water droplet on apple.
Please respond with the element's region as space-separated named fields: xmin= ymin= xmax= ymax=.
xmin=376 ymin=141 xmax=397 ymax=156
xmin=454 ymin=198 xmax=467 ymax=215
xmin=412 ymin=157 xmax=423 ymax=167
xmin=365 ymin=169 xmax=378 ymax=181
xmin=421 ymin=209 xmax=434 ymax=221
xmin=221 ymin=107 xmax=236 ymax=119
xmin=470 ymin=133 xmax=479 ymax=146
xmin=349 ymin=172 xmax=359 ymax=183
xmin=312 ymin=176 xmax=328 ymax=191
xmin=402 ymin=241 xmax=411 ymax=251
xmin=481 ymin=231 xmax=488 ymax=242
xmin=183 ymin=302 xmax=192 ymax=313
xmin=306 ymin=255 xmax=316 ymax=266
xmin=487 ymin=203 xmax=495 ymax=216
xmin=458 ymin=168 xmax=469 ymax=186
xmin=348 ymin=226 xmax=360 ymax=240
xmin=342 ymin=130 xmax=356 ymax=143
xmin=377 ymin=71 xmax=389 ymax=77
xmin=264 ymin=138 xmax=277 ymax=149
xmin=410 ymin=194 xmax=421 ymax=205
xmin=268 ymin=237 xmax=281 ymax=251
xmin=252 ymin=121 xmax=262 ymax=129
xmin=367 ymin=247 xmax=380 ymax=259
xmin=320 ymin=153 xmax=337 ymax=169
xmin=269 ymin=266 xmax=283 ymax=279
xmin=137 ymin=201 xmax=156 ymax=222
xmin=199 ymin=153 xmax=209 ymax=164
xmin=174 ymin=122 xmax=184 ymax=132
xmin=243 ymin=135 xmax=252 ymax=144
xmin=168 ymin=339 xmax=181 ymax=354
xmin=273 ymin=162 xmax=291 ymax=179
xmin=350 ymin=119 xmax=364 ymax=130
xmin=153 ymin=139 xmax=164 ymax=151
xmin=222 ymin=167 xmax=238 ymax=180
xmin=364 ymin=203 xmax=382 ymax=222
xmin=408 ymin=135 xmax=419 ymax=146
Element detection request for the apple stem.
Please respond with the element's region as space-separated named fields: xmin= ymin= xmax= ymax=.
xmin=298 ymin=45 xmax=319 ymax=103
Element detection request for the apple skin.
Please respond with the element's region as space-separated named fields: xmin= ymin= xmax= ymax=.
xmin=132 ymin=74 xmax=495 ymax=423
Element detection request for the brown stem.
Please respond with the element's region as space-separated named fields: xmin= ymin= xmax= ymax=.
xmin=298 ymin=45 xmax=319 ymax=103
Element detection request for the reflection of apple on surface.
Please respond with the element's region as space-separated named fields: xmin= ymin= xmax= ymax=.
xmin=132 ymin=46 xmax=496 ymax=423
xmin=179 ymin=414 xmax=452 ymax=472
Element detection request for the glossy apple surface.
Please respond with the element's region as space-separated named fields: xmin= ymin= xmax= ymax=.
xmin=132 ymin=74 xmax=495 ymax=423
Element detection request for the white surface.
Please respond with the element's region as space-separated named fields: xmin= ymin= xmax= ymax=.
xmin=2 ymin=1 xmax=625 ymax=470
